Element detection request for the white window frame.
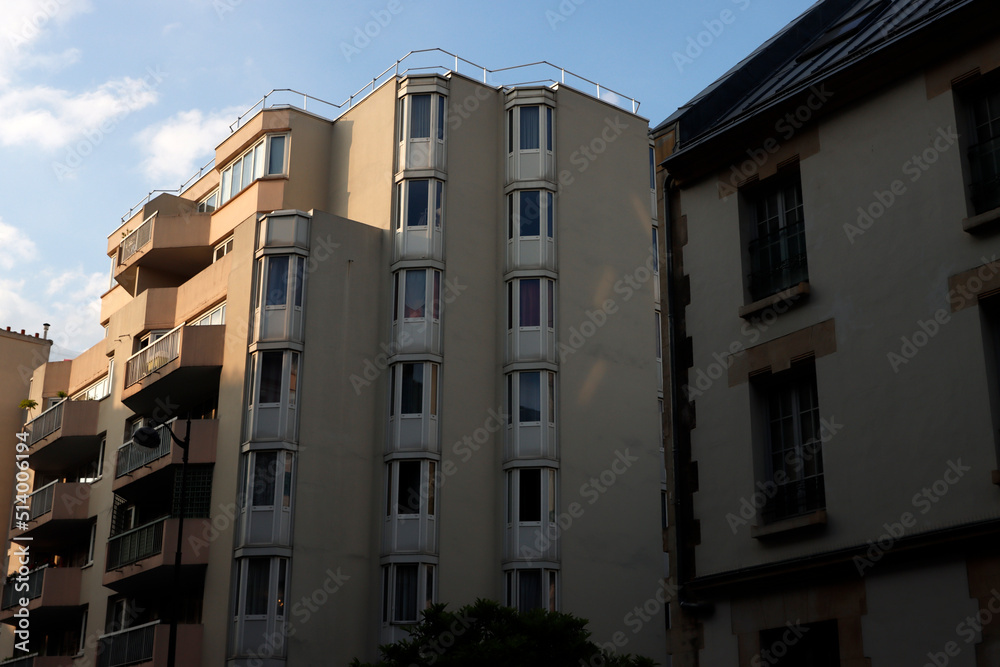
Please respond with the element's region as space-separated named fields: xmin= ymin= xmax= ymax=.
xmin=237 ymin=449 xmax=294 ymax=545
xmin=507 ymin=190 xmax=554 ymax=240
xmin=507 ymin=278 xmax=555 ymax=332
xmin=214 ymin=237 xmax=233 ymax=262
xmin=505 ymin=467 xmax=557 ymax=527
xmin=192 ymin=302 xmax=226 ymax=327
xmin=72 ymin=358 xmax=113 ymax=401
xmin=507 ymin=105 xmax=553 ymax=155
xmin=393 ymin=269 xmax=442 ymax=324
xmin=219 ymin=133 xmax=289 ymax=207
xmin=507 ymin=371 xmax=556 ymax=426
xmin=245 ymin=350 xmax=300 ymax=442
xmin=198 ymin=189 xmax=220 ymax=213
xmin=505 ymin=568 xmax=558 ymax=613
xmin=395 ymin=179 xmax=445 ymax=230
xmin=381 ymin=562 xmax=435 ymax=625
xmin=385 ymin=459 xmax=437 ymax=519
xmin=231 ymin=556 xmax=289 ymax=656
xmin=388 ymin=362 xmax=439 ymax=419
xmin=253 ymin=253 xmax=306 ymax=342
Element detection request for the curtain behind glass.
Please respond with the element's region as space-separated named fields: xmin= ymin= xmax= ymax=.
xmin=410 ymin=95 xmax=431 ymax=139
xmin=520 ymin=107 xmax=540 ymax=150
xmin=395 ymin=564 xmax=419 ymax=621
xmin=518 ymin=570 xmax=542 ymax=612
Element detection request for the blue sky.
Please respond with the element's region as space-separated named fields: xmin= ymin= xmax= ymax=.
xmin=0 ymin=0 xmax=816 ymax=358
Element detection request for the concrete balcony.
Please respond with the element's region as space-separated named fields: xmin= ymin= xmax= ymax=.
xmin=103 ymin=517 xmax=211 ymax=591
xmin=0 ymin=656 xmax=78 ymax=667
xmin=110 ymin=194 xmax=213 ymax=295
xmin=113 ymin=419 xmax=218 ymax=492
xmin=96 ymin=621 xmax=202 ymax=667
xmin=121 ymin=324 xmax=224 ymax=414
xmin=0 ymin=566 xmax=82 ymax=623
xmin=25 ymin=400 xmax=103 ymax=475
xmin=11 ymin=482 xmax=91 ymax=547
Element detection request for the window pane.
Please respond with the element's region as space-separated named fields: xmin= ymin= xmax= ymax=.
xmin=252 ymin=452 xmax=277 ymax=506
xmin=389 ymin=366 xmax=396 ymax=417
xmin=397 ymin=461 xmax=421 ymax=514
xmin=520 ymin=279 xmax=541 ymax=327
xmin=518 ymin=569 xmax=542 ymax=612
xmin=507 ymin=194 xmax=514 ymax=239
xmin=548 ymin=280 xmax=554 ymax=328
xmin=652 ymin=227 xmax=659 ymax=272
xmin=548 ymin=372 xmax=555 ymax=424
xmin=506 ymin=472 xmax=513 ymax=524
xmin=258 ymin=351 xmax=283 ymax=404
xmin=649 ymin=147 xmax=656 ymax=190
xmin=294 ymin=257 xmax=305 ymax=307
xmin=282 ymin=454 xmax=293 ymax=508
xmin=404 ymin=270 xmax=427 ymax=318
xmin=507 ymin=375 xmax=513 ymax=425
xmin=410 ymin=95 xmax=431 ymax=139
xmin=430 ymin=364 xmax=438 ymax=417
xmin=382 ymin=567 xmax=391 ymax=622
xmin=520 ymin=106 xmax=540 ymax=150
xmin=547 ymin=192 xmax=554 ymax=238
xmin=288 ymin=353 xmax=298 ymax=407
xmin=520 ymin=191 xmax=540 ymax=237
xmin=519 ymin=469 xmax=541 ymax=522
xmin=221 ymin=169 xmax=232 ymax=204
xmin=437 ymin=96 xmax=445 ymax=141
xmin=267 ymin=135 xmax=286 ymax=175
xmin=427 ymin=463 xmax=436 ymax=515
xmin=230 ymin=160 xmax=243 ymax=199
xmin=548 ymin=469 xmax=556 ymax=522
xmin=435 ymin=181 xmax=443 ymax=228
xmin=546 ymin=107 xmax=552 ymax=151
xmin=394 ymin=564 xmax=419 ymax=621
xmin=407 ymin=181 xmax=429 ymax=227
xmin=425 ymin=564 xmax=435 ymax=608
xmin=507 ymin=282 xmax=514 ymax=330
xmin=245 ymin=558 xmax=269 ymax=615
xmin=508 ymin=110 xmax=514 ymax=153
xmin=241 ymin=152 xmax=253 ymax=190
xmin=401 ymin=363 xmax=423 ymax=414
xmin=254 ymin=143 xmax=265 ymax=180
xmin=266 ymin=256 xmax=289 ymax=306
xmin=433 ymin=271 xmax=441 ymax=320
xmin=275 ymin=559 xmax=287 ymax=617
xmin=519 ymin=372 xmax=541 ymax=422
xmin=385 ymin=465 xmax=393 ymax=515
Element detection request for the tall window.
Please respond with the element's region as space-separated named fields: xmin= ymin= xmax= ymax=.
xmin=507 ymin=190 xmax=554 ymax=240
xmin=393 ymin=269 xmax=442 ymax=322
xmin=966 ymin=75 xmax=1000 ymax=214
xmin=396 ymin=180 xmax=445 ymax=229
xmin=507 ymin=278 xmax=556 ymax=331
xmin=507 ymin=371 xmax=556 ymax=425
xmin=385 ymin=459 xmax=437 ymax=517
xmin=505 ymin=569 xmax=557 ymax=613
xmin=508 ymin=106 xmax=553 ymax=154
xmin=745 ymin=173 xmax=808 ymax=301
xmin=220 ymin=133 xmax=288 ymax=206
xmin=382 ymin=562 xmax=435 ymax=624
xmin=506 ymin=468 xmax=556 ymax=525
xmin=246 ymin=350 xmax=300 ymax=441
xmin=755 ymin=360 xmax=824 ymax=523
xmin=390 ymin=363 xmax=439 ymax=418
xmin=232 ymin=556 xmax=289 ymax=655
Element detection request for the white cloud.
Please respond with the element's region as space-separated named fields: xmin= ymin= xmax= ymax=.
xmin=18 ymin=47 xmax=82 ymax=73
xmin=0 ymin=219 xmax=38 ymax=270
xmin=0 ymin=77 xmax=159 ymax=150
xmin=136 ymin=107 xmax=241 ymax=184
xmin=0 ymin=0 xmax=92 ymax=85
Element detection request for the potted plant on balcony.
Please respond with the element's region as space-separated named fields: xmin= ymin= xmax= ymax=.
xmin=18 ymin=399 xmax=37 ymax=418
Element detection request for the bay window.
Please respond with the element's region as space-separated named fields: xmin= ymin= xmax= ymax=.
xmin=219 ymin=133 xmax=288 ymax=206
xmin=505 ymin=568 xmax=558 ymax=613
xmin=236 ymin=449 xmax=294 ymax=545
xmin=231 ymin=556 xmax=289 ymax=656
xmin=245 ymin=350 xmax=300 ymax=442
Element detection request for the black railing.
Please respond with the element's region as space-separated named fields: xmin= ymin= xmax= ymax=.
xmin=106 ymin=518 xmax=165 ymax=571
xmin=748 ymin=220 xmax=808 ymax=302
xmin=761 ymin=475 xmax=825 ymax=524
xmin=96 ymin=621 xmax=158 ymax=667
xmin=970 ymin=136 xmax=1000 ymax=214
xmin=1 ymin=567 xmax=45 ymax=609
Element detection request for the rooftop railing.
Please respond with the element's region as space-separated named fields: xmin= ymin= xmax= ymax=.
xmin=117 ymin=48 xmax=640 ymax=225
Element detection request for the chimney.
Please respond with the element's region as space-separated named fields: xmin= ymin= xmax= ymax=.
xmin=43 ymin=323 xmax=50 ymax=340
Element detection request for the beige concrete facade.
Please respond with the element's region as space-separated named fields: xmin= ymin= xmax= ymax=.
xmin=655 ymin=1 xmax=1000 ymax=665
xmin=3 ymin=59 xmax=666 ymax=666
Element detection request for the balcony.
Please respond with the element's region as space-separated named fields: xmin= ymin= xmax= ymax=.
xmin=0 ymin=566 xmax=82 ymax=622
xmin=114 ymin=420 xmax=218 ymax=492
xmin=25 ymin=400 xmax=102 ymax=475
xmin=112 ymin=208 xmax=213 ymax=295
xmin=121 ymin=324 xmax=224 ymax=414
xmin=11 ymin=482 xmax=91 ymax=547
xmin=97 ymin=621 xmax=202 ymax=667
xmin=103 ymin=517 xmax=210 ymax=591
xmin=0 ymin=656 xmax=77 ymax=667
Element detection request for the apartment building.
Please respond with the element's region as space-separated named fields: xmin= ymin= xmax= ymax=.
xmin=4 ymin=52 xmax=667 ymax=666
xmin=653 ymin=0 xmax=1000 ymax=664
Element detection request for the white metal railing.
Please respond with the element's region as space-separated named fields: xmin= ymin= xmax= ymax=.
xmin=117 ymin=49 xmax=640 ymax=225
xmin=118 ymin=212 xmax=156 ymax=264
xmin=97 ymin=620 xmax=159 ymax=667
xmin=124 ymin=323 xmax=184 ymax=388
xmin=116 ymin=420 xmax=175 ymax=477
xmin=26 ymin=399 xmax=65 ymax=445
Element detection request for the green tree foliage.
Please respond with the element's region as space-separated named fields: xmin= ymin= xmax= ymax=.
xmin=350 ymin=599 xmax=656 ymax=667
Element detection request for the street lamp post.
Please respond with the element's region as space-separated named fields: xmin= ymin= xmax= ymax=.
xmin=134 ymin=417 xmax=190 ymax=667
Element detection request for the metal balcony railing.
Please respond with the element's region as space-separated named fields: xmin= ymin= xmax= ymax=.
xmin=748 ymin=220 xmax=808 ymax=301
xmin=106 ymin=517 xmax=166 ymax=571
xmin=1 ymin=566 xmax=45 ymax=610
xmin=27 ymin=482 xmax=55 ymax=522
xmin=97 ymin=621 xmax=158 ymax=667
xmin=25 ymin=400 xmax=65 ymax=446
xmin=116 ymin=421 xmax=174 ymax=477
xmin=0 ymin=655 xmax=36 ymax=667
xmin=124 ymin=324 xmax=183 ymax=388
xmin=118 ymin=213 xmax=155 ymax=264
xmin=970 ymin=135 xmax=1000 ymax=214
